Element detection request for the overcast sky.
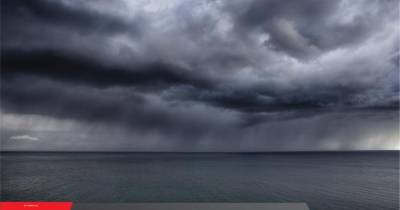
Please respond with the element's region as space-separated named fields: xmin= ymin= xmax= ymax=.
xmin=1 ymin=0 xmax=399 ymax=151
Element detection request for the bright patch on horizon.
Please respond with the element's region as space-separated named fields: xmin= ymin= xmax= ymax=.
xmin=10 ymin=135 xmax=39 ymax=141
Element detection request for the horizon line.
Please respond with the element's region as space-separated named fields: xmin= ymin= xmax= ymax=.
xmin=1 ymin=149 xmax=399 ymax=153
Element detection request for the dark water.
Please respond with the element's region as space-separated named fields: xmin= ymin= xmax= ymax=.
xmin=1 ymin=152 xmax=399 ymax=210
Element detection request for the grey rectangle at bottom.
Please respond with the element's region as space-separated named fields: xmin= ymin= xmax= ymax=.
xmin=72 ymin=203 xmax=309 ymax=210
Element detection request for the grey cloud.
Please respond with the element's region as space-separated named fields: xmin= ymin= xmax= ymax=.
xmin=1 ymin=0 xmax=399 ymax=151
xmin=229 ymin=0 xmax=397 ymax=59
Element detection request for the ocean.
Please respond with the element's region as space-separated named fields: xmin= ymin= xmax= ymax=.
xmin=1 ymin=151 xmax=398 ymax=210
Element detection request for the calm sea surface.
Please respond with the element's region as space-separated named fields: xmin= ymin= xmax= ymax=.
xmin=1 ymin=152 xmax=399 ymax=210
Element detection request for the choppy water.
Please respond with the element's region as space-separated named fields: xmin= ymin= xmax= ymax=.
xmin=1 ymin=152 xmax=399 ymax=210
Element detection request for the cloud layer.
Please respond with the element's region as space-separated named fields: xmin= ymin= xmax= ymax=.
xmin=1 ymin=0 xmax=399 ymax=151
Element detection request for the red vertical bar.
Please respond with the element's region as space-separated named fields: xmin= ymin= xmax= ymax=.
xmin=0 ymin=202 xmax=73 ymax=210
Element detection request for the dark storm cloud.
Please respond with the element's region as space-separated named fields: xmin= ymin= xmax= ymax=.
xmin=1 ymin=77 xmax=233 ymax=140
xmin=164 ymin=77 xmax=398 ymax=115
xmin=2 ymin=48 xmax=212 ymax=89
xmin=3 ymin=47 xmax=397 ymax=116
xmin=1 ymin=0 xmax=399 ymax=151
xmin=164 ymin=86 xmax=322 ymax=113
xmin=1 ymin=0 xmax=140 ymax=36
